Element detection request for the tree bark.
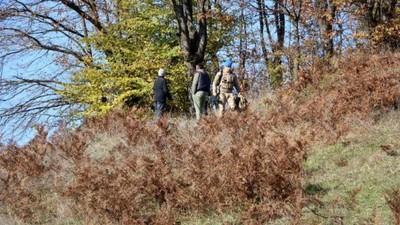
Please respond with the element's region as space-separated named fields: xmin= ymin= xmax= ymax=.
xmin=171 ymin=0 xmax=208 ymax=114
xmin=171 ymin=0 xmax=208 ymax=73
xmin=316 ymin=0 xmax=336 ymax=58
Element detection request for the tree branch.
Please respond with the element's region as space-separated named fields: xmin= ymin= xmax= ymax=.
xmin=60 ymin=0 xmax=105 ymax=32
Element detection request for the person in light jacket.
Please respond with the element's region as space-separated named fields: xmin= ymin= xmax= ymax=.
xmin=212 ymin=61 xmax=241 ymax=117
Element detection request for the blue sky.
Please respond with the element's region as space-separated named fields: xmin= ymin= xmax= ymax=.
xmin=0 ymin=50 xmax=70 ymax=146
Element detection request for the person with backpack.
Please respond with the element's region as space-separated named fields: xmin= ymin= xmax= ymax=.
xmin=212 ymin=60 xmax=242 ymax=117
xmin=191 ymin=63 xmax=211 ymax=121
xmin=153 ymin=68 xmax=172 ymax=119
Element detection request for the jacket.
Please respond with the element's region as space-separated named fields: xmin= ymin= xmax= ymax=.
xmin=212 ymin=67 xmax=241 ymax=95
xmin=191 ymin=69 xmax=211 ymax=95
xmin=153 ymin=76 xmax=172 ymax=103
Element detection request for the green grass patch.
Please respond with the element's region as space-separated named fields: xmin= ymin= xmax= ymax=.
xmin=302 ymin=111 xmax=400 ymax=224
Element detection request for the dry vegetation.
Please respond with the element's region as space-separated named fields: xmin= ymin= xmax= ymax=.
xmin=0 ymin=52 xmax=399 ymax=224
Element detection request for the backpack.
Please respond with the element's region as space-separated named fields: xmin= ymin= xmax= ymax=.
xmin=218 ymin=69 xmax=235 ymax=90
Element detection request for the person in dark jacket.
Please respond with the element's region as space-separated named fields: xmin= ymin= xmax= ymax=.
xmin=153 ymin=68 xmax=172 ymax=119
xmin=191 ymin=63 xmax=211 ymax=121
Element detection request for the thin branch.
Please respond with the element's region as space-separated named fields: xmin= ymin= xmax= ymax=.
xmin=15 ymin=77 xmax=67 ymax=90
xmin=60 ymin=0 xmax=105 ymax=32
xmin=1 ymin=27 xmax=85 ymax=61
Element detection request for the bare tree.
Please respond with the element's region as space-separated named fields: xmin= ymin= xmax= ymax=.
xmin=0 ymin=0 xmax=112 ymax=141
xmin=256 ymin=0 xmax=287 ymax=87
xmin=253 ymin=0 xmax=305 ymax=85
xmin=279 ymin=0 xmax=303 ymax=82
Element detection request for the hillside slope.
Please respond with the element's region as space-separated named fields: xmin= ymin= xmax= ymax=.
xmin=301 ymin=110 xmax=400 ymax=224
xmin=0 ymin=52 xmax=399 ymax=224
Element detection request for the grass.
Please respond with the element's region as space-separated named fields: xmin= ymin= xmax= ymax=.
xmin=302 ymin=111 xmax=400 ymax=224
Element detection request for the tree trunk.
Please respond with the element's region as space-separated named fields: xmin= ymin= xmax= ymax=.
xmin=257 ymin=0 xmax=286 ymax=88
xmin=271 ymin=0 xmax=285 ymax=87
xmin=316 ymin=0 xmax=336 ymax=58
xmin=171 ymin=0 xmax=207 ymax=72
xmin=171 ymin=0 xmax=208 ymax=114
xmin=292 ymin=20 xmax=300 ymax=82
xmin=365 ymin=0 xmax=398 ymax=27
xmin=257 ymin=0 xmax=270 ymax=69
xmin=238 ymin=3 xmax=247 ymax=80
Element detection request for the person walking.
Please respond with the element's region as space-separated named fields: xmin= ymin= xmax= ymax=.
xmin=191 ymin=63 xmax=211 ymax=121
xmin=153 ymin=68 xmax=172 ymax=119
xmin=212 ymin=60 xmax=241 ymax=117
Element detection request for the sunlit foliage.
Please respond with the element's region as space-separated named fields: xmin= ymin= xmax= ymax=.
xmin=59 ymin=0 xmax=188 ymax=117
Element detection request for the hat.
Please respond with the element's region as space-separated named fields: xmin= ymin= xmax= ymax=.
xmin=224 ymin=61 xmax=232 ymax=68
xmin=158 ymin=68 xmax=165 ymax=76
